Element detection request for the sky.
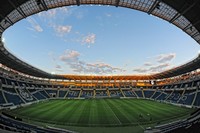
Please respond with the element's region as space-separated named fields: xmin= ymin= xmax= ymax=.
xmin=2 ymin=6 xmax=200 ymax=75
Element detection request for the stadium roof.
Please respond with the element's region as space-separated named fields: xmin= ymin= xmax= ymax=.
xmin=0 ymin=0 xmax=200 ymax=80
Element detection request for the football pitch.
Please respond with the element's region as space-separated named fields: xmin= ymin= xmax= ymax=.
xmin=7 ymin=99 xmax=195 ymax=133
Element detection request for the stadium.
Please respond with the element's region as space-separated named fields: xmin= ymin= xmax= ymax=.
xmin=0 ymin=0 xmax=200 ymax=133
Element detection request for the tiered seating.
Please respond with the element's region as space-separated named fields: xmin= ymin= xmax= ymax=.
xmin=0 ymin=77 xmax=6 ymax=85
xmin=151 ymin=91 xmax=162 ymax=99
xmin=46 ymin=89 xmax=57 ymax=97
xmin=156 ymin=91 xmax=169 ymax=101
xmin=16 ymin=88 xmax=35 ymax=102
xmin=4 ymin=78 xmax=19 ymax=86
xmin=0 ymin=68 xmax=199 ymax=109
xmin=32 ymin=91 xmax=47 ymax=100
xmin=66 ymin=90 xmax=80 ymax=98
xmin=135 ymin=90 xmax=143 ymax=98
xmin=80 ymin=90 xmax=94 ymax=98
xmin=193 ymin=91 xmax=200 ymax=106
xmin=143 ymin=90 xmax=155 ymax=98
xmin=149 ymin=109 xmax=200 ymax=133
xmin=39 ymin=90 xmax=50 ymax=98
xmin=109 ymin=89 xmax=123 ymax=98
xmin=0 ymin=91 xmax=6 ymax=104
xmin=122 ymin=90 xmax=137 ymax=97
xmin=0 ymin=114 xmax=70 ymax=133
xmin=2 ymin=87 xmax=16 ymax=94
xmin=17 ymin=81 xmax=26 ymax=87
xmin=27 ymin=88 xmax=37 ymax=93
xmin=171 ymin=121 xmax=200 ymax=133
xmin=178 ymin=90 xmax=196 ymax=105
xmin=58 ymin=90 xmax=67 ymax=98
xmin=95 ymin=89 xmax=108 ymax=98
xmin=5 ymin=79 xmax=12 ymax=86
xmin=3 ymin=92 xmax=24 ymax=105
xmin=26 ymin=83 xmax=35 ymax=87
xmin=167 ymin=90 xmax=183 ymax=103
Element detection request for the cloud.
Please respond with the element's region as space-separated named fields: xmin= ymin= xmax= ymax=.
xmin=38 ymin=7 xmax=70 ymax=18
xmin=55 ymin=69 xmax=63 ymax=72
xmin=59 ymin=50 xmax=124 ymax=74
xmin=82 ymin=33 xmax=96 ymax=44
xmin=37 ymin=7 xmax=94 ymax=48
xmin=54 ymin=25 xmax=72 ymax=36
xmin=157 ymin=53 xmax=176 ymax=63
xmin=143 ymin=62 xmax=152 ymax=66
xmin=133 ymin=53 xmax=176 ymax=74
xmin=60 ymin=50 xmax=80 ymax=62
xmin=133 ymin=63 xmax=170 ymax=73
xmin=38 ymin=9 xmax=56 ymax=18
xmin=149 ymin=63 xmax=170 ymax=72
xmin=85 ymin=63 xmax=124 ymax=74
xmin=27 ymin=17 xmax=43 ymax=32
xmin=55 ymin=65 xmax=62 ymax=69
xmin=55 ymin=65 xmax=63 ymax=72
xmin=37 ymin=7 xmax=73 ymax=37
xmin=133 ymin=68 xmax=149 ymax=73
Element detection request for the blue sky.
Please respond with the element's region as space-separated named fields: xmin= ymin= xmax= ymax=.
xmin=2 ymin=6 xmax=200 ymax=75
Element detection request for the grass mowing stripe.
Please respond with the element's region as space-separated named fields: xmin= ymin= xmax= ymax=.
xmin=131 ymin=100 xmax=172 ymax=119
xmin=70 ymin=100 xmax=89 ymax=124
xmin=77 ymin=100 xmax=92 ymax=125
xmin=139 ymin=100 xmax=192 ymax=119
xmin=123 ymin=99 xmax=173 ymax=124
xmin=113 ymin=99 xmax=142 ymax=123
xmin=10 ymin=100 xmax=55 ymax=115
xmin=96 ymin=99 xmax=108 ymax=125
xmin=119 ymin=99 xmax=161 ymax=130
xmin=9 ymin=100 xmax=61 ymax=118
xmin=69 ymin=100 xmax=85 ymax=125
xmin=96 ymin=99 xmax=119 ymax=125
xmin=123 ymin=99 xmax=151 ymax=122
xmin=7 ymin=99 xmax=195 ymax=128
xmin=51 ymin=100 xmax=74 ymax=124
xmin=46 ymin=101 xmax=74 ymax=123
xmin=124 ymin=99 xmax=191 ymax=125
xmin=29 ymin=100 xmax=66 ymax=121
xmin=111 ymin=99 xmax=147 ymax=130
xmin=60 ymin=99 xmax=80 ymax=125
xmin=101 ymin=99 xmax=122 ymax=125
xmin=89 ymin=99 xmax=98 ymax=125
xmin=106 ymin=99 xmax=132 ymax=124
xmin=64 ymin=100 xmax=83 ymax=125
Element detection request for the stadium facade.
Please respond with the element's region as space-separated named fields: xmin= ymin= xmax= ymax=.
xmin=0 ymin=0 xmax=200 ymax=133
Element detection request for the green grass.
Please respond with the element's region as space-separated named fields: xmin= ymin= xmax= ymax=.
xmin=7 ymin=99 xmax=195 ymax=133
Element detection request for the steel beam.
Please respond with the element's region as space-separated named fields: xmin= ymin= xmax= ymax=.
xmin=36 ymin=0 xmax=48 ymax=10
xmin=147 ymin=0 xmax=161 ymax=14
xmin=169 ymin=2 xmax=196 ymax=23
xmin=184 ymin=20 xmax=200 ymax=31
xmin=0 ymin=25 xmax=5 ymax=31
xmin=0 ymin=14 xmax=14 ymax=25
xmin=8 ymin=0 xmax=27 ymax=18
xmin=41 ymin=0 xmax=48 ymax=10
xmin=192 ymin=32 xmax=199 ymax=38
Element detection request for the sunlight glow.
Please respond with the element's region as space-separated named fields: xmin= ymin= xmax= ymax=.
xmin=2 ymin=37 xmax=5 ymax=43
